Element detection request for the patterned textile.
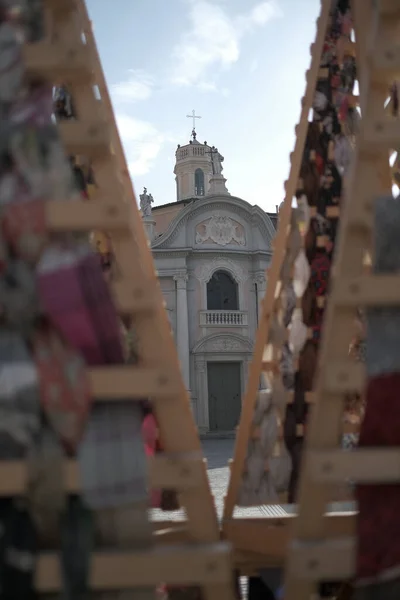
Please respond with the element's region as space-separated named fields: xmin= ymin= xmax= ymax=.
xmin=2 ymin=198 xmax=48 ymax=264
xmin=0 ymin=258 xmax=40 ymax=331
xmin=353 ymin=577 xmax=400 ymax=600
xmin=60 ymin=496 xmax=94 ymax=600
xmin=356 ymin=374 xmax=400 ymax=585
xmin=341 ymin=433 xmax=358 ymax=450
xmin=366 ymin=196 xmax=400 ymax=377
xmin=0 ymin=328 xmax=40 ymax=458
xmin=32 ymin=325 xmax=91 ymax=453
xmin=142 ymin=413 xmax=162 ymax=508
xmin=283 ymin=0 xmax=356 ymax=500
xmin=37 ymin=243 xmax=124 ymax=365
xmin=78 ymin=403 xmax=148 ymax=510
xmin=356 ymin=196 xmax=400 ymax=587
xmin=54 ymin=85 xmax=115 ymax=273
xmin=310 ymin=252 xmax=331 ymax=297
xmin=0 ymin=2 xmax=150 ymax=598
xmin=0 ymin=498 xmax=38 ymax=600
xmin=26 ymin=422 xmax=65 ymax=541
xmin=239 ymin=387 xmax=291 ymax=505
xmin=53 ymin=86 xmax=76 ymax=120
xmin=344 ymin=316 xmax=366 ymax=422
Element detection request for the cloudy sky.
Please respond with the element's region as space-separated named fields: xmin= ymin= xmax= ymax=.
xmin=86 ymin=0 xmax=320 ymax=213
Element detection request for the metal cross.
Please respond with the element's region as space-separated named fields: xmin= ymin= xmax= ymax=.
xmin=186 ymin=109 xmax=202 ymax=132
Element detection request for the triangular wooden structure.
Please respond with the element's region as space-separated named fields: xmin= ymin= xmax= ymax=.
xmin=1 ymin=0 xmax=234 ymax=597
xmin=284 ymin=0 xmax=400 ymax=597
xmin=223 ymin=0 xmax=332 ymax=531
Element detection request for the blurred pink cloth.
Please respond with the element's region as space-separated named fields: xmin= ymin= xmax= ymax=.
xmin=142 ymin=413 xmax=162 ymax=508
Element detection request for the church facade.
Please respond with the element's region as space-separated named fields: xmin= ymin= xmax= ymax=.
xmin=141 ymin=130 xmax=276 ymax=433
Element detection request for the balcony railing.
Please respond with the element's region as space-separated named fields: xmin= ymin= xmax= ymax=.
xmin=176 ymin=146 xmax=207 ymax=161
xmin=199 ymin=310 xmax=248 ymax=326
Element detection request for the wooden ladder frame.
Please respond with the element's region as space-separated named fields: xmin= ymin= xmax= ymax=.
xmin=284 ymin=0 xmax=400 ymax=597
xmin=3 ymin=0 xmax=235 ymax=596
xmin=222 ymin=0 xmax=332 ymax=554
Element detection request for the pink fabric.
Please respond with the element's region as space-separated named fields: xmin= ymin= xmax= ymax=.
xmin=142 ymin=414 xmax=161 ymax=508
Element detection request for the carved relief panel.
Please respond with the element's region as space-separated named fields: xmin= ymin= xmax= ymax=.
xmin=195 ymin=213 xmax=246 ymax=246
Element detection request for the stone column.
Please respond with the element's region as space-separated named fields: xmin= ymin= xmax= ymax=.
xmin=194 ymin=357 xmax=208 ymax=431
xmin=254 ymin=272 xmax=267 ymax=315
xmin=173 ymin=271 xmax=190 ymax=393
xmin=142 ymin=214 xmax=156 ymax=242
xmin=243 ymin=357 xmax=252 ymax=391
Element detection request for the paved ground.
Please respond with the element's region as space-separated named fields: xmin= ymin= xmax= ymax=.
xmin=151 ymin=438 xmax=353 ymax=524
xmin=151 ymin=437 xmax=291 ymax=523
xmin=202 ymin=438 xmax=234 ymax=519
xmin=152 ymin=438 xmax=235 ymax=522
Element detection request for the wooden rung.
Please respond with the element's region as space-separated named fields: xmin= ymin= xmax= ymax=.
xmin=36 ymin=543 xmax=232 ymax=591
xmin=316 ymin=235 xmax=328 ymax=248
xmin=287 ymin=392 xmax=314 ymax=405
xmin=361 ymin=119 xmax=400 ymax=149
xmin=343 ymin=421 xmax=361 ymax=434
xmin=294 ymin=296 xmax=325 ymax=309
xmin=309 ymin=206 xmax=340 ymax=218
xmin=324 ymin=362 xmax=364 ymax=394
xmin=288 ymin=537 xmax=354 ymax=580
xmin=46 ymin=201 xmax=130 ymax=231
xmin=89 ymin=366 xmax=181 ymax=399
xmin=308 ymin=448 xmax=400 ymax=483
xmin=261 ymin=360 xmax=280 ymax=373
xmin=44 ymin=0 xmax=76 ymax=13
xmin=23 ymin=42 xmax=91 ymax=80
xmin=111 ymin=280 xmax=158 ymax=314
xmin=46 ymin=199 xmax=158 ymax=313
xmin=334 ymin=274 xmax=400 ymax=306
xmin=372 ymin=43 xmax=400 ymax=82
xmin=0 ymin=453 xmax=205 ymax=495
xmin=58 ymin=121 xmax=111 ymax=156
xmin=378 ymin=0 xmax=400 ymax=15
xmin=223 ymin=513 xmax=356 ymax=558
xmin=152 ymin=452 xmax=206 ymax=489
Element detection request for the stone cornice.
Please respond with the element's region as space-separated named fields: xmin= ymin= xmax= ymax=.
xmin=151 ymin=249 xmax=191 ymax=258
xmin=152 ymin=248 xmax=272 ymax=259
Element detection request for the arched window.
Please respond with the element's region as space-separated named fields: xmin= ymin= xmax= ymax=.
xmin=207 ymin=270 xmax=239 ymax=310
xmin=194 ymin=168 xmax=205 ymax=196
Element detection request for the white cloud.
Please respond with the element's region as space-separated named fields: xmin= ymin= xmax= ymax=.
xmin=170 ymin=1 xmax=282 ymax=88
xmin=241 ymin=1 xmax=282 ymax=29
xmin=116 ymin=114 xmax=164 ymax=176
xmin=111 ymin=70 xmax=154 ymax=103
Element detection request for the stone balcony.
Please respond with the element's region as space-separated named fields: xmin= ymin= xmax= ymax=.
xmin=199 ymin=310 xmax=248 ymax=327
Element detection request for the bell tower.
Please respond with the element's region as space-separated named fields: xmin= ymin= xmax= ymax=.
xmin=174 ymin=136 xmax=212 ymax=201
xmin=173 ymin=110 xmax=229 ymax=200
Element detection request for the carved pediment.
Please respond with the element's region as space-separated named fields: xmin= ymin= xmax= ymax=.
xmin=152 ymin=196 xmax=275 ymax=250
